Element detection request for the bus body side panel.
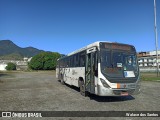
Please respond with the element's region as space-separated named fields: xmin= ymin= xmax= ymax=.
xmin=63 ymin=67 xmax=85 ymax=87
xmin=71 ymin=67 xmax=85 ymax=87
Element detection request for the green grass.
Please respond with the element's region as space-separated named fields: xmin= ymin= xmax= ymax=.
xmin=140 ymin=72 xmax=160 ymax=81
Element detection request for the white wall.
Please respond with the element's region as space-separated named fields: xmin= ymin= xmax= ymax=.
xmin=149 ymin=50 xmax=160 ymax=56
xmin=0 ymin=64 xmax=7 ymax=71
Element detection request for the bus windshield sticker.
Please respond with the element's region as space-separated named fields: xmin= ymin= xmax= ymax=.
xmin=117 ymin=63 xmax=122 ymax=67
xmin=124 ymin=71 xmax=135 ymax=77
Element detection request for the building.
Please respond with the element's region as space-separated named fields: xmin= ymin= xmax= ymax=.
xmin=137 ymin=50 xmax=160 ymax=72
xmin=0 ymin=57 xmax=32 ymax=71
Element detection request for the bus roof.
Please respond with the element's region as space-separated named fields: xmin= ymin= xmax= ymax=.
xmin=60 ymin=41 xmax=134 ymax=59
xmin=67 ymin=41 xmax=111 ymax=56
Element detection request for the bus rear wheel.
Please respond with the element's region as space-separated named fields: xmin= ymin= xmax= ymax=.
xmin=60 ymin=74 xmax=65 ymax=85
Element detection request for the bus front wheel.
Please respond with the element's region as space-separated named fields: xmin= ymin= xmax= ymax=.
xmin=80 ymin=81 xmax=87 ymax=97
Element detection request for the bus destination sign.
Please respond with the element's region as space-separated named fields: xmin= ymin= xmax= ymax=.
xmin=101 ymin=43 xmax=132 ymax=51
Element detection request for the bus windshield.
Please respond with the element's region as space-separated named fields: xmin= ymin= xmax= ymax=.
xmin=100 ymin=49 xmax=138 ymax=78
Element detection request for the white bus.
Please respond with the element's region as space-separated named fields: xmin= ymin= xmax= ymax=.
xmin=56 ymin=41 xmax=140 ymax=96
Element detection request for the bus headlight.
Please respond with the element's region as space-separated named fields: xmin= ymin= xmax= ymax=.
xmin=100 ymin=78 xmax=110 ymax=88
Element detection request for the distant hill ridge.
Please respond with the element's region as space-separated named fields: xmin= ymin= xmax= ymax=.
xmin=0 ymin=40 xmax=44 ymax=60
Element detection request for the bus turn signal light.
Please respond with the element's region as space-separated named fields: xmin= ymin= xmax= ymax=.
xmin=117 ymin=83 xmax=121 ymax=89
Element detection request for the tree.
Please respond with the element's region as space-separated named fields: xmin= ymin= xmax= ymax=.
xmin=28 ymin=52 xmax=61 ymax=70
xmin=6 ymin=62 xmax=16 ymax=70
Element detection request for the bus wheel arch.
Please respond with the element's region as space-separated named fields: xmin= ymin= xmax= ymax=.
xmin=78 ymin=77 xmax=84 ymax=87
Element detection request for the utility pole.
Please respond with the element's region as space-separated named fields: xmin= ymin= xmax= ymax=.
xmin=154 ymin=0 xmax=159 ymax=77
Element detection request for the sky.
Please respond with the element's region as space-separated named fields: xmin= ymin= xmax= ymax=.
xmin=0 ymin=0 xmax=160 ymax=54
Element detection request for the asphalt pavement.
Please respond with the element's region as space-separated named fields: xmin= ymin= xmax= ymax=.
xmin=0 ymin=71 xmax=159 ymax=120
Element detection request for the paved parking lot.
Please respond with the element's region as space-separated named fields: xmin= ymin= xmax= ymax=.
xmin=0 ymin=71 xmax=159 ymax=120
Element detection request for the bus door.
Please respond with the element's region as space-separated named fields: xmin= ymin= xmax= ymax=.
xmin=86 ymin=47 xmax=97 ymax=94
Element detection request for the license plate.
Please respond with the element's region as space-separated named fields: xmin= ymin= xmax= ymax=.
xmin=121 ymin=92 xmax=129 ymax=96
xmin=128 ymin=84 xmax=136 ymax=88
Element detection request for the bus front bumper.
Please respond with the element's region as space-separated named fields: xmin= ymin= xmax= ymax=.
xmin=97 ymin=84 xmax=140 ymax=96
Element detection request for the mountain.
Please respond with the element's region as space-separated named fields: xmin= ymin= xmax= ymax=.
xmin=0 ymin=40 xmax=44 ymax=60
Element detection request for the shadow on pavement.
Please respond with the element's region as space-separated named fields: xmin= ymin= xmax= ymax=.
xmin=88 ymin=94 xmax=135 ymax=102
xmin=57 ymin=80 xmax=135 ymax=102
xmin=0 ymin=73 xmax=9 ymax=77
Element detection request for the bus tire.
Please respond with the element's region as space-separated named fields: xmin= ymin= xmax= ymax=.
xmin=60 ymin=74 xmax=65 ymax=85
xmin=80 ymin=80 xmax=87 ymax=97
